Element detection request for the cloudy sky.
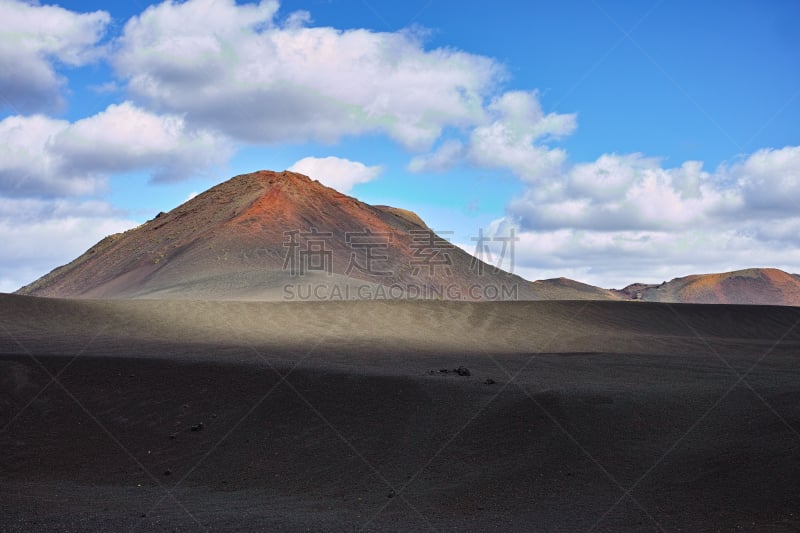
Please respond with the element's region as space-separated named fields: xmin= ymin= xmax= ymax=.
xmin=1 ymin=0 xmax=799 ymax=291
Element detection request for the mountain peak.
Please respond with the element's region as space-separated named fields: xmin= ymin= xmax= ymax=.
xmin=249 ymin=170 xmax=322 ymax=192
xmin=17 ymin=169 xmax=533 ymax=301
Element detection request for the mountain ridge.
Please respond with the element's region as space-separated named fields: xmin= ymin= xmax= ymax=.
xmin=612 ymin=267 xmax=800 ymax=306
xmin=15 ymin=170 xmax=800 ymax=306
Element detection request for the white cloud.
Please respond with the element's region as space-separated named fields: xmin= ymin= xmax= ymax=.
xmin=0 ymin=114 xmax=87 ymax=196
xmin=0 ymin=198 xmax=136 ymax=292
xmin=507 ymin=154 xmax=738 ymax=231
xmin=0 ymin=102 xmax=231 ymax=196
xmin=484 ymin=90 xmax=577 ymax=142
xmin=732 ymin=145 xmax=800 ymax=212
xmin=54 ymin=101 xmax=232 ymax=183
xmin=408 ymin=139 xmax=465 ymax=173
xmin=112 ymin=0 xmax=502 ymax=150
xmin=0 ymin=0 xmax=110 ymax=112
xmin=468 ymin=91 xmax=575 ymax=181
xmin=289 ymin=156 xmax=382 ymax=192
xmin=408 ymin=91 xmax=575 ymax=178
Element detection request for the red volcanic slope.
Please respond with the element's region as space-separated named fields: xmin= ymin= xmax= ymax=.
xmin=18 ymin=170 xmax=575 ymax=301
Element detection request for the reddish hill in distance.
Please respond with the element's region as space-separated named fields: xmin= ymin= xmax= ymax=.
xmin=18 ymin=170 xmax=615 ymax=301
xmin=613 ymin=268 xmax=800 ymax=306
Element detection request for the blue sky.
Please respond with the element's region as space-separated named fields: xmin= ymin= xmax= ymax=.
xmin=1 ymin=0 xmax=799 ymax=291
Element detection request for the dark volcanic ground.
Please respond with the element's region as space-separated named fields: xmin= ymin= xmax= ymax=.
xmin=2 ymin=296 xmax=800 ymax=531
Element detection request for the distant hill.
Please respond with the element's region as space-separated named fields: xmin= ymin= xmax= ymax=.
xmin=532 ymin=277 xmax=619 ymax=301
xmin=613 ymin=268 xmax=800 ymax=306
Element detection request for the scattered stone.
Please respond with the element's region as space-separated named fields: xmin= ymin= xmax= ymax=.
xmin=190 ymin=422 xmax=204 ymax=432
xmin=211 ymin=413 xmax=217 ymax=419
xmin=439 ymin=369 xmax=449 ymax=373
xmin=454 ymin=367 xmax=471 ymax=376
xmin=182 ymin=404 xmax=189 ymax=410
xmin=164 ymin=469 xmax=172 ymax=476
xmin=169 ymin=433 xmax=177 ymax=440
xmin=485 ymin=378 xmax=496 ymax=385
xmin=387 ymin=492 xmax=395 ymax=499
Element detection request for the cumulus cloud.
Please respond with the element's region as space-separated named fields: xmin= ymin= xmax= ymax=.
xmin=289 ymin=156 xmax=382 ymax=192
xmin=0 ymin=114 xmax=86 ymax=196
xmin=408 ymin=139 xmax=465 ymax=173
xmin=0 ymin=102 xmax=231 ymax=196
xmin=507 ymin=154 xmax=740 ymax=232
xmin=731 ymin=145 xmax=800 ymax=213
xmin=468 ymin=91 xmax=575 ymax=181
xmin=408 ymin=139 xmax=467 ymax=172
xmin=409 ymin=91 xmax=575 ymax=178
xmin=112 ymin=0 xmax=501 ymax=149
xmin=0 ymin=0 xmax=110 ymax=112
xmin=0 ymin=197 xmax=136 ymax=292
xmin=53 ymin=101 xmax=231 ymax=183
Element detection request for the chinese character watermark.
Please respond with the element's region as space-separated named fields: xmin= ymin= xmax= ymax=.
xmin=409 ymin=229 xmax=453 ymax=276
xmin=345 ymin=229 xmax=394 ymax=277
xmin=470 ymin=227 xmax=518 ymax=275
xmin=282 ymin=228 xmax=333 ymax=275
